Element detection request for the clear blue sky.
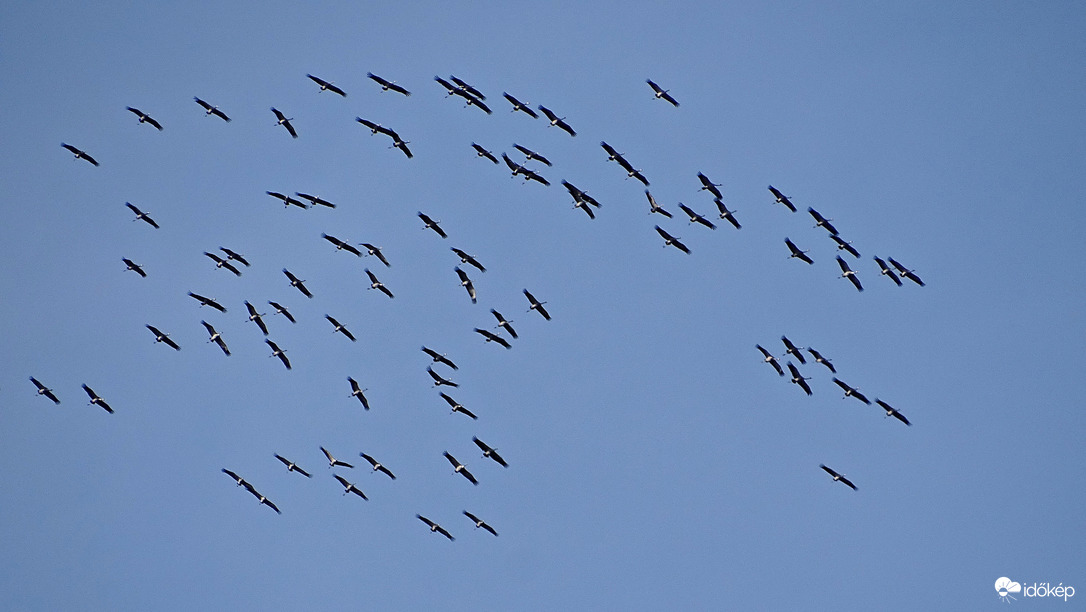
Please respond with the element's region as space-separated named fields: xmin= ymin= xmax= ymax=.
xmin=2 ymin=2 xmax=1084 ymax=610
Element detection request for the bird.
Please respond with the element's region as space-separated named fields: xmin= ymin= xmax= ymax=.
xmin=268 ymin=301 xmax=296 ymax=323
xmin=832 ymin=378 xmax=871 ymax=404
xmin=781 ymin=336 xmax=806 ymax=364
xmin=194 ymin=97 xmax=230 ymax=121
xmin=204 ymin=252 xmax=242 ymax=277
xmin=503 ymin=154 xmax=551 ymax=186
xmin=356 ymin=117 xmax=394 ymax=136
xmin=655 ymin=225 xmax=690 ymax=254
xmin=768 ymin=186 xmax=797 ymax=212
xmin=614 ymin=153 xmax=649 ymax=186
xmin=29 ymin=377 xmax=60 ymax=404
xmin=678 ymin=203 xmax=716 ymax=230
xmin=808 ymin=207 xmax=839 ymax=235
xmin=325 ymin=315 xmax=357 ymax=342
xmin=646 ymin=79 xmax=680 ymax=106
xmin=146 ymin=325 xmax=180 ymax=351
xmin=475 ymin=327 xmax=512 ymax=349
xmin=417 ymin=515 xmax=454 ymax=540
xmin=837 ymin=256 xmax=864 ymax=292
xmin=266 ymin=191 xmax=307 ymax=209
xmin=873 ymin=256 xmax=903 ymax=286
xmin=473 ymin=437 xmax=508 ymax=468
xmin=830 ymin=234 xmax=861 ymax=258
xmin=347 ymin=377 xmax=370 ymax=410
xmin=697 ymin=172 xmax=723 ymax=199
xmin=244 ymin=301 xmax=269 ymax=336
xmin=561 ymin=182 xmax=600 ymax=210
xmin=471 ymin=142 xmax=499 ymax=164
xmin=756 ymin=344 xmax=784 ymax=376
xmin=221 ymin=468 xmax=248 ymax=488
xmin=125 ymin=202 xmax=159 ymax=228
xmin=389 ymin=132 xmax=413 ymax=159
xmin=190 ymin=290 xmax=228 ymax=310
xmin=422 ymin=347 xmax=459 ymax=370
xmin=513 ymin=144 xmax=552 ymax=166
xmin=364 ymin=269 xmax=394 ymax=299
xmin=321 ymin=446 xmax=354 ymax=469
xmin=875 ymin=399 xmax=911 ymax=426
xmin=888 ymin=257 xmax=925 ymax=287
xmin=61 ymin=143 xmax=99 ymax=166
xmin=450 ymin=248 xmax=486 ymax=273
xmin=644 ymin=190 xmax=673 ymax=218
xmin=239 ymin=479 xmax=282 ymax=513
xmin=366 ymin=72 xmax=411 ymax=96
xmin=201 ymin=321 xmax=230 ymax=356
xmin=523 ymin=289 xmax=551 ymax=320
xmin=123 ymin=258 xmax=147 ymax=277
xmin=295 ymin=192 xmax=335 ymax=208
xmin=282 ymin=269 xmax=313 ymax=298
xmin=490 ymin=309 xmax=518 ymax=339
xmin=443 ymin=451 xmax=478 ymax=485
xmin=360 ymin=243 xmax=390 ymax=267
xmin=450 ymin=75 xmax=486 ymax=100
xmin=271 ymin=107 xmax=298 ymax=138
xmin=126 ymin=106 xmax=163 ymax=130
xmin=820 ymin=465 xmax=857 ymax=490
xmin=806 ymin=347 xmax=836 ymax=373
xmin=713 ymin=199 xmax=742 ymax=229
xmin=274 ymin=454 xmax=312 ymax=478
xmin=439 ymin=392 xmax=477 ymax=419
xmin=600 ymin=141 xmax=627 ymax=163
xmin=265 ymin=339 xmax=291 ymax=370
xmin=81 ymin=384 xmax=113 ymax=413
xmin=359 ymin=453 xmax=396 ymax=479
xmin=434 ymin=76 xmax=458 ymax=95
xmin=454 ymin=267 xmax=477 ymax=303
xmin=449 ymin=87 xmax=492 ymax=113
xmin=417 ymin=212 xmax=447 ymax=239
xmin=463 ymin=511 xmax=499 ymax=536
xmin=219 ymin=247 xmax=250 ymax=267
xmin=428 ymin=367 xmax=459 ymax=388
xmin=502 ymin=92 xmax=538 ymax=118
xmin=333 ymin=474 xmax=368 ymax=499
xmin=538 ymin=105 xmax=576 ymax=136
xmin=323 ymin=233 xmax=362 ymax=257
xmin=307 ymin=73 xmax=347 ymax=97
xmin=785 ymin=238 xmax=814 ymax=264
xmin=786 ymin=362 xmax=813 ymax=396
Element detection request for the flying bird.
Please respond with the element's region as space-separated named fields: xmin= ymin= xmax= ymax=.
xmin=820 ymin=464 xmax=857 ymax=490
xmin=417 ymin=514 xmax=454 ymax=540
xmin=490 ymin=309 xmax=518 ymax=339
xmin=443 ymin=451 xmax=478 ymax=485
xmin=325 ymin=315 xmax=357 ymax=342
xmin=295 ymin=193 xmax=335 ymax=208
xmin=454 ymin=267 xmax=477 ymax=303
xmin=221 ymin=468 xmax=248 ymax=488
xmin=126 ymin=106 xmax=163 ymax=130
xmin=888 ymin=257 xmax=925 ymax=286
xmin=237 ymin=479 xmax=281 ymax=513
xmin=30 ymin=377 xmax=60 ymax=404
xmin=422 ymin=347 xmax=459 ymax=370
xmin=321 ymin=446 xmax=354 ymax=469
xmin=389 ymin=132 xmax=413 ymax=158
xmin=359 ymin=453 xmax=396 ymax=479
xmin=428 ymin=367 xmax=459 ymax=388
xmin=268 ymin=301 xmax=296 ymax=323
xmin=502 ymin=92 xmax=538 ymax=118
xmin=513 ymin=144 xmax=552 ymax=166
xmin=439 ymin=392 xmax=477 ymax=419
xmin=418 ymin=212 xmax=447 ymax=238
xmin=785 ymin=238 xmax=814 ymax=264
xmin=806 ymin=347 xmax=836 ymax=373
xmin=473 ymin=436 xmax=508 ymax=468
xmin=265 ymin=339 xmax=291 ymax=369
xmin=282 ymin=268 xmax=313 ymax=298
xmin=787 ymin=362 xmax=813 ymax=396
xmin=204 ymin=252 xmax=242 ymax=277
xmin=697 ymin=172 xmax=723 ymax=199
xmin=561 ymin=181 xmax=602 ymax=209
xmin=201 ymin=321 xmax=230 ymax=356
xmin=808 ymin=207 xmax=839 ymax=235
xmin=873 ymin=256 xmax=903 ymax=286
xmin=837 ymin=256 xmax=864 ymax=292
xmin=756 ymin=344 xmax=784 ymax=376
xmin=219 ymin=247 xmax=250 ymax=267
xmin=451 ymin=248 xmax=486 ymax=273
xmin=644 ymin=190 xmax=672 ymax=218
xmin=146 ymin=325 xmax=180 ymax=351
xmin=123 ymin=258 xmax=147 ymax=277
xmin=474 ymin=327 xmax=512 ymax=349
xmin=61 ymin=143 xmax=99 ymax=166
xmin=275 ymin=454 xmax=312 ymax=478
xmin=244 ymin=301 xmax=269 ymax=336
xmin=655 ymin=225 xmax=690 ymax=254
xmin=832 ymin=378 xmax=871 ymax=404
xmin=333 ymin=474 xmax=368 ymax=499
xmin=875 ymin=399 xmax=911 ymax=426
xmin=463 ymin=511 xmax=498 ymax=536
xmin=366 ymin=72 xmax=411 ymax=96
xmin=266 ymin=191 xmax=306 ymax=209
xmin=830 ymin=234 xmax=861 ymax=258
xmin=193 ymin=97 xmax=230 ymax=121
xmin=360 ymin=243 xmax=390 ymax=267
xmin=781 ymin=336 xmax=806 ymax=364
xmin=323 ymin=233 xmax=363 ymax=257
xmin=523 ymin=289 xmax=551 ymax=320
xmin=450 ymin=75 xmax=486 ymax=100
xmin=449 ymin=86 xmax=491 ymax=113
xmin=713 ymin=199 xmax=742 ymax=229
xmin=307 ymin=73 xmax=347 ymax=97
xmin=270 ymin=107 xmax=298 ymax=138
xmin=347 ymin=377 xmax=370 ymax=410
xmin=646 ymin=79 xmax=680 ymax=106
xmin=81 ymin=384 xmax=113 ymax=413
xmin=125 ymin=202 xmax=159 ymax=228
xmin=615 ymin=154 xmax=649 ymax=186
xmin=365 ymin=269 xmax=394 ymax=298
xmin=538 ymin=105 xmax=576 ymax=136
xmin=767 ymin=185 xmax=797 ymax=212
xmin=471 ymin=142 xmax=499 ymax=164
xmin=679 ymin=203 xmax=716 ymax=230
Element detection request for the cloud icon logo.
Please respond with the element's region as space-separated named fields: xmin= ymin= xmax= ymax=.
xmin=996 ymin=577 xmax=1022 ymax=602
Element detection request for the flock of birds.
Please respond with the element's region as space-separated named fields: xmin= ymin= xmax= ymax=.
xmin=41 ymin=69 xmax=927 ymax=535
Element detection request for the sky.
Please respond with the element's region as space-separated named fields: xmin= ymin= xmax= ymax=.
xmin=2 ymin=2 xmax=1084 ymax=610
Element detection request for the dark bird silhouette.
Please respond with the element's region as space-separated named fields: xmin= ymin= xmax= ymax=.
xmin=422 ymin=347 xmax=459 ymax=370
xmin=123 ymin=258 xmax=147 ymax=277
xmin=455 ymin=267 xmax=477 ymax=303
xmin=237 ymin=479 xmax=281 ymax=513
xmin=347 ymin=377 xmax=370 ymax=410
xmin=61 ymin=143 xmax=99 ymax=166
xmin=434 ymin=76 xmax=458 ymax=95
xmin=820 ymin=464 xmax=857 ymax=490
xmin=837 ymin=256 xmax=864 ymax=292
xmin=221 ymin=468 xmax=248 ymax=488
xmin=450 ymin=75 xmax=486 ymax=100
xmin=830 ymin=234 xmax=861 ymax=258
xmin=266 ymin=191 xmax=306 ymax=209
xmin=471 ymin=142 xmax=499 ymax=164
xmin=615 ymin=154 xmax=649 ymax=186
xmin=418 ymin=212 xmax=447 ymax=238
xmin=503 ymin=92 xmax=538 ymax=118
xmin=358 ymin=116 xmax=391 ymax=135
xmin=538 ymin=105 xmax=576 ymax=136
xmin=781 ymin=336 xmax=806 ymax=364
xmin=806 ymin=347 xmax=836 ymax=373
xmin=194 ymin=97 xmax=230 ymax=121
xmin=523 ymin=289 xmax=551 ymax=320
xmin=697 ymin=172 xmax=723 ymax=199
xmin=475 ymin=327 xmax=512 ymax=349
xmin=266 ymin=339 xmax=291 ymax=369
xmin=600 ymin=141 xmax=626 ymax=163
xmin=756 ymin=344 xmax=784 ymax=376
xmin=832 ymin=378 xmax=871 ymax=404
xmin=325 ymin=315 xmax=357 ymax=341
xmin=307 ymin=73 xmax=347 ymax=97
xmin=768 ymin=185 xmax=797 ymax=212
xmin=787 ymin=362 xmax=813 ymax=396
xmin=365 ymin=269 xmax=394 ymax=299
xmin=875 ymin=399 xmax=911 ymax=426
xmin=679 ymin=203 xmax=716 ymax=230
xmin=439 ymin=392 xmax=477 ymax=419
xmin=271 ymin=107 xmax=297 ymax=138
xmin=282 ymin=268 xmax=312 ymax=298
xmin=204 ymin=252 xmax=242 ymax=276
xmin=785 ymin=238 xmax=814 ymax=264
xmin=449 ymin=86 xmax=491 ymax=113
xmin=888 ymin=257 xmax=925 ymax=287
xmin=713 ymin=199 xmax=742 ymax=229
xmin=490 ymin=309 xmax=517 ymax=339
xmin=418 ymin=515 xmax=454 ymax=540
xmin=191 ymin=290 xmax=226 ymax=310
xmin=873 ymin=256 xmax=903 ymax=286
xmin=275 ymin=454 xmax=312 ymax=478
xmin=367 ymin=72 xmax=411 ymax=96
xmin=443 ymin=451 xmax=478 ymax=485
xmin=81 ymin=384 xmax=113 ymax=413
xmin=333 ymin=474 xmax=368 ymax=499
xmin=359 ymin=453 xmax=396 ymax=479
xmin=473 ymin=436 xmax=508 ymax=468
xmin=125 ymin=202 xmax=159 ymax=228
xmin=126 ymin=106 xmax=163 ymax=130
xmin=268 ymin=301 xmax=296 ymax=323
xmin=644 ymin=190 xmax=673 ymax=218
xmin=201 ymin=320 xmax=230 ymax=356
xmin=646 ymin=79 xmax=680 ymax=106
xmin=503 ymin=154 xmax=550 ymax=185
xmin=463 ymin=511 xmax=498 ymax=536
xmin=808 ymin=207 xmax=838 ymax=235
xmin=390 ymin=132 xmax=413 ymax=158
xmin=561 ymin=181 xmax=601 ymax=208
xmin=513 ymin=144 xmax=552 ymax=166
xmin=30 ymin=377 xmax=60 ymax=404
xmin=245 ymin=301 xmax=269 ymax=336
xmin=360 ymin=243 xmax=390 ymax=267
xmin=323 ymin=233 xmax=363 ymax=257
xmin=655 ymin=225 xmax=690 ymax=254
xmin=146 ymin=325 xmax=180 ymax=351
xmin=451 ymin=248 xmax=486 ymax=273
xmin=219 ymin=247 xmax=250 ymax=267
xmin=428 ymin=367 xmax=459 ymax=388
xmin=321 ymin=446 xmax=354 ymax=469
xmin=295 ymin=192 xmax=335 ymax=208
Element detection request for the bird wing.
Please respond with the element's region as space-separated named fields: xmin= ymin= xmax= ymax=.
xmin=847 ymin=274 xmax=864 ymax=292
xmin=460 ymin=468 xmax=478 ymax=485
xmin=798 ymin=378 xmax=813 ymax=396
xmin=417 ymin=514 xmax=436 ymax=528
xmin=444 ymin=452 xmax=460 ymax=468
xmin=836 ymin=256 xmax=852 ymax=273
xmin=852 ymin=390 xmax=871 ymax=405
xmin=833 ymin=378 xmax=851 ymax=393
xmin=820 ymin=464 xmax=839 ymax=479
